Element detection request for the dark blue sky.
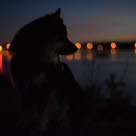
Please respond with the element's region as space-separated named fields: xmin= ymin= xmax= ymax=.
xmin=1 ymin=0 xmax=136 ymax=44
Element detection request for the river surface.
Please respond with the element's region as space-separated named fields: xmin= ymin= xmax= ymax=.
xmin=1 ymin=49 xmax=136 ymax=102
xmin=61 ymin=49 xmax=136 ymax=103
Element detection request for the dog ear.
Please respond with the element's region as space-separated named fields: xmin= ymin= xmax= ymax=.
xmin=54 ymin=8 xmax=61 ymax=17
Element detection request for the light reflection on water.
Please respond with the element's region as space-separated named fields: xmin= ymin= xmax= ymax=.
xmin=110 ymin=49 xmax=116 ymax=61
xmin=134 ymin=49 xmax=136 ymax=54
xmin=61 ymin=49 xmax=136 ymax=103
xmin=0 ymin=51 xmax=12 ymax=74
xmin=61 ymin=49 xmax=136 ymax=61
xmin=87 ymin=51 xmax=93 ymax=60
xmin=0 ymin=54 xmax=3 ymax=73
xmin=75 ymin=50 xmax=81 ymax=61
xmin=1 ymin=49 xmax=136 ymax=102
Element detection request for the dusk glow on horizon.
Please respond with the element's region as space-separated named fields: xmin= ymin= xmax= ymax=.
xmin=1 ymin=0 xmax=136 ymax=44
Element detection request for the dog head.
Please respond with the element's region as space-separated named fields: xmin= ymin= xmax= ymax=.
xmin=9 ymin=8 xmax=78 ymax=65
xmin=41 ymin=8 xmax=78 ymax=64
xmin=43 ymin=8 xmax=78 ymax=54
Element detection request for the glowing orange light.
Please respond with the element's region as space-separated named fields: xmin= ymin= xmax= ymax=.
xmin=110 ymin=49 xmax=116 ymax=55
xmin=75 ymin=50 xmax=81 ymax=61
xmin=111 ymin=43 xmax=116 ymax=49
xmin=66 ymin=55 xmax=73 ymax=61
xmin=0 ymin=54 xmax=3 ymax=73
xmin=6 ymin=43 xmax=11 ymax=50
xmin=87 ymin=52 xmax=93 ymax=60
xmin=134 ymin=49 xmax=136 ymax=54
xmin=97 ymin=45 xmax=103 ymax=51
xmin=75 ymin=43 xmax=81 ymax=49
xmin=0 ymin=46 xmax=2 ymax=51
xmin=87 ymin=43 xmax=93 ymax=49
xmin=134 ymin=43 xmax=136 ymax=48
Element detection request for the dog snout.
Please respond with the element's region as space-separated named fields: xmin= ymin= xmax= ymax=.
xmin=56 ymin=40 xmax=78 ymax=55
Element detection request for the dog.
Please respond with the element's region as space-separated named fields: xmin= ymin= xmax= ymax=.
xmin=9 ymin=8 xmax=77 ymax=91
xmin=9 ymin=8 xmax=79 ymax=133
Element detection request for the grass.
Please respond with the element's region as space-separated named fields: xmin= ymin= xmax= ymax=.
xmin=0 ymin=69 xmax=136 ymax=135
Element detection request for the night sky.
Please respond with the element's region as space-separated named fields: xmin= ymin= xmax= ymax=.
xmin=1 ymin=0 xmax=136 ymax=44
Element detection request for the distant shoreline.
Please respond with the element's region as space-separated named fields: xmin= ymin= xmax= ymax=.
xmin=78 ymin=41 xmax=136 ymax=49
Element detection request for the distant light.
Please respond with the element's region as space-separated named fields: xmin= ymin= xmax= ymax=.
xmin=134 ymin=43 xmax=136 ymax=48
xmin=111 ymin=43 xmax=116 ymax=49
xmin=87 ymin=43 xmax=93 ymax=49
xmin=75 ymin=43 xmax=81 ymax=49
xmin=6 ymin=43 xmax=11 ymax=50
xmin=97 ymin=45 xmax=103 ymax=51
xmin=66 ymin=55 xmax=73 ymax=61
xmin=0 ymin=46 xmax=2 ymax=51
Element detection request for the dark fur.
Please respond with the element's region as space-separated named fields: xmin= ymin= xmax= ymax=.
xmin=9 ymin=9 xmax=80 ymax=133
xmin=10 ymin=9 xmax=77 ymax=89
xmin=10 ymin=9 xmax=66 ymax=80
xmin=10 ymin=9 xmax=66 ymax=55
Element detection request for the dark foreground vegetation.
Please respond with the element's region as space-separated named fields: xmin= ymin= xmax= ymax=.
xmin=0 ymin=72 xmax=136 ymax=136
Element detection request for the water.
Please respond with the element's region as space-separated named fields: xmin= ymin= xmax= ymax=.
xmin=1 ymin=49 xmax=136 ymax=102
xmin=61 ymin=49 xmax=136 ymax=103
